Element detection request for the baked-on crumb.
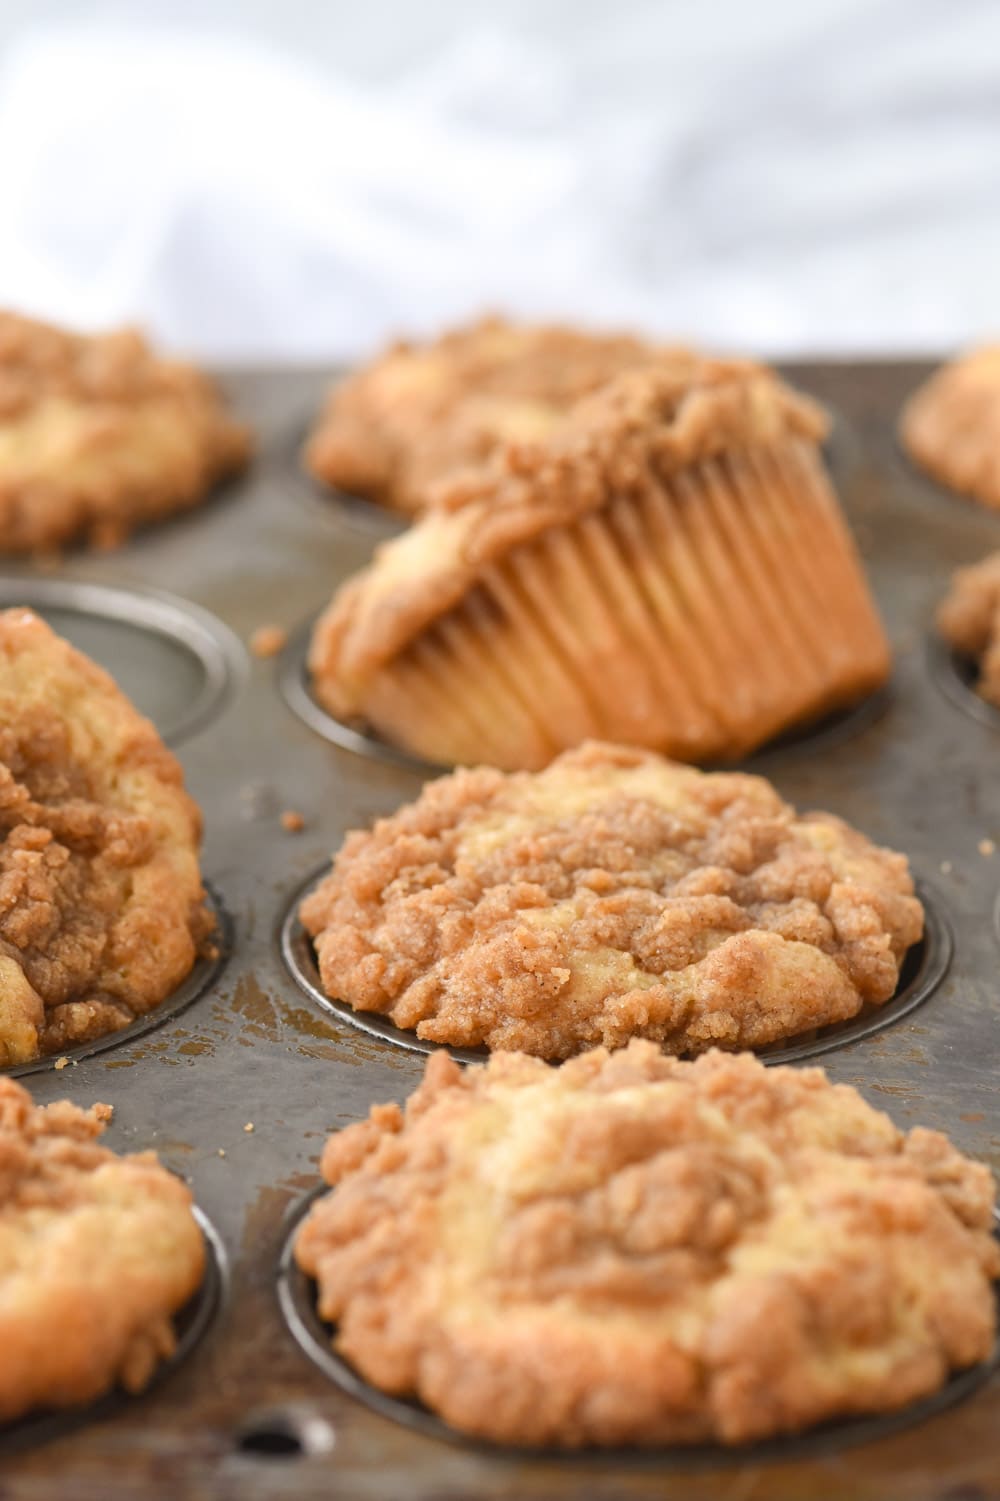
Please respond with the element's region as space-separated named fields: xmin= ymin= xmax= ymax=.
xmin=303 ymin=315 xmax=693 ymax=514
xmin=937 ymin=550 xmax=1000 ymax=708
xmin=980 ymin=839 xmax=995 ymax=857
xmin=280 ymin=809 xmax=305 ymax=833
xmin=300 ymin=741 xmax=923 ymax=1060
xmin=0 ymin=608 xmax=213 ymax=1065
xmin=0 ymin=310 xmax=251 ymax=552
xmin=296 ymin=1041 xmax=999 ymax=1448
xmin=901 ymin=348 xmax=1000 ymax=510
xmin=0 ymin=1077 xmax=204 ymax=1423
xmin=249 ymin=624 xmax=288 ymax=659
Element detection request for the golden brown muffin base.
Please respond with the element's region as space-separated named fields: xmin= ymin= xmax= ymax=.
xmin=303 ymin=316 xmax=689 ymax=514
xmin=295 ymin=1041 xmax=999 ymax=1449
xmin=0 ymin=311 xmax=250 ymax=552
xmin=937 ymin=550 xmax=1000 ymax=708
xmin=900 ymin=348 xmax=1000 ymax=510
xmin=0 ymin=609 xmax=213 ymax=1065
xmin=0 ymin=1077 xmax=205 ymax=1424
xmin=299 ymin=741 xmax=923 ymax=1060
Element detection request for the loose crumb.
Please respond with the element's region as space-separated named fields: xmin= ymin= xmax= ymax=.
xmin=979 ymin=839 xmax=995 ymax=857
xmin=940 ymin=860 xmax=953 ymax=875
xmin=93 ymin=1103 xmax=114 ymax=1122
xmin=217 ymin=1148 xmax=226 ymax=1158
xmin=249 ymin=624 xmax=288 ymax=659
xmin=244 ymin=1122 xmax=254 ymax=1134
xmin=281 ymin=809 xmax=306 ymax=833
xmin=54 ymin=1056 xmax=69 ymax=1070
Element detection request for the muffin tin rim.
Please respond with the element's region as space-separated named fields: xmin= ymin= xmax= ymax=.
xmin=0 ymin=574 xmax=249 ymax=747
xmin=277 ymin=1186 xmax=1000 ymax=1468
xmin=0 ymin=1203 xmax=228 ymax=1457
xmin=3 ymin=882 xmax=235 ymax=1079
xmin=279 ymin=865 xmax=949 ymax=1070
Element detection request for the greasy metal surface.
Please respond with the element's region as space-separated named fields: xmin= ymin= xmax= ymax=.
xmin=3 ymin=361 xmax=1000 ymax=1501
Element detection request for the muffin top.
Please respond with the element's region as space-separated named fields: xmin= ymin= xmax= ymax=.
xmin=0 ymin=1077 xmax=205 ymax=1423
xmin=901 ymin=347 xmax=1000 ymax=507
xmin=310 ymin=361 xmax=828 ymax=712
xmin=299 ymin=741 xmax=922 ymax=1059
xmin=304 ymin=315 xmax=692 ymax=513
xmin=296 ymin=1040 xmax=998 ymax=1448
xmin=0 ymin=310 xmax=250 ymax=550
xmin=936 ymin=550 xmax=1000 ymax=707
xmin=0 ymin=609 xmax=212 ymax=1065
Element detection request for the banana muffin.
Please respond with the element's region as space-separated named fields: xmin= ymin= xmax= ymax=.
xmin=900 ymin=347 xmax=1000 ymax=510
xmin=0 ymin=609 xmax=213 ymax=1065
xmin=310 ymin=360 xmax=890 ymax=770
xmin=0 ymin=1078 xmax=205 ymax=1423
xmin=0 ymin=310 xmax=250 ymax=551
xmin=937 ymin=551 xmax=1000 ymax=708
xmin=295 ymin=1041 xmax=998 ymax=1448
xmin=304 ymin=315 xmax=687 ymax=515
xmin=299 ymin=741 xmax=923 ymax=1059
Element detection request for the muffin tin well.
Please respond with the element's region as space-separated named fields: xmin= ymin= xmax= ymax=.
xmin=4 ymin=885 xmax=233 ymax=1080
xmin=0 ymin=1206 xmax=227 ymax=1458
xmin=6 ymin=360 xmax=1000 ymax=1501
xmin=281 ymin=866 xmax=950 ymax=1068
xmin=277 ymin=1189 xmax=1000 ymax=1468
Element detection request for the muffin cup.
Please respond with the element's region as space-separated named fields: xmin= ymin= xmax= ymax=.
xmin=358 ymin=438 xmax=890 ymax=770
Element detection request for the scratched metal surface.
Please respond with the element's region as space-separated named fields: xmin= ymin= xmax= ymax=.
xmin=2 ymin=361 xmax=1000 ymax=1501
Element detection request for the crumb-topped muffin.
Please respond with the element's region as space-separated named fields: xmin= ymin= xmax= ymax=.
xmin=0 ymin=310 xmax=250 ymax=551
xmin=937 ymin=551 xmax=1000 ymax=706
xmin=0 ymin=609 xmax=213 ymax=1065
xmin=295 ymin=1041 xmax=998 ymax=1448
xmin=0 ymin=1079 xmax=205 ymax=1423
xmin=300 ymin=741 xmax=923 ymax=1059
xmin=309 ymin=361 xmax=890 ymax=770
xmin=304 ymin=316 xmax=687 ymax=515
xmin=900 ymin=348 xmax=1000 ymax=510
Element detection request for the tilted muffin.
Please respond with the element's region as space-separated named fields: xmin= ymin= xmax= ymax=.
xmin=936 ymin=551 xmax=1000 ymax=708
xmin=0 ymin=609 xmax=213 ymax=1065
xmin=0 ymin=310 xmax=250 ymax=551
xmin=299 ymin=741 xmax=923 ymax=1059
xmin=0 ymin=1079 xmax=205 ymax=1423
xmin=295 ymin=1042 xmax=999 ymax=1448
xmin=309 ymin=361 xmax=890 ymax=770
xmin=900 ymin=348 xmax=1000 ymax=509
xmin=303 ymin=315 xmax=688 ymax=515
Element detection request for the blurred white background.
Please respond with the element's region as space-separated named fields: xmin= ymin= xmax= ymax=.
xmin=1 ymin=0 xmax=998 ymax=361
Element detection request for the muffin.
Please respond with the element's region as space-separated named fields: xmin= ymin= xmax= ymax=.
xmin=309 ymin=361 xmax=890 ymax=770
xmin=304 ymin=315 xmax=689 ymax=515
xmin=0 ymin=609 xmax=213 ymax=1065
xmin=937 ymin=550 xmax=1000 ymax=706
xmin=299 ymin=741 xmax=923 ymax=1059
xmin=900 ymin=348 xmax=1000 ymax=509
xmin=0 ymin=310 xmax=250 ymax=551
xmin=0 ymin=1078 xmax=205 ymax=1423
xmin=295 ymin=1041 xmax=998 ymax=1448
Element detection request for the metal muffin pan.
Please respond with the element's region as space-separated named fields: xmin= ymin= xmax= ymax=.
xmin=4 ymin=359 xmax=1000 ymax=1501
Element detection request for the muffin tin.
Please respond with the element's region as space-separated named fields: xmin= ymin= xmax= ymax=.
xmin=4 ymin=359 xmax=1000 ymax=1501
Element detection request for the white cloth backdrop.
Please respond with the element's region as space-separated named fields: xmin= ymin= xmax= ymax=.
xmin=0 ymin=0 xmax=998 ymax=361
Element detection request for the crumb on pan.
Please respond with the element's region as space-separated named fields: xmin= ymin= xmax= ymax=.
xmin=0 ymin=607 xmax=213 ymax=1066
xmin=295 ymin=1041 xmax=999 ymax=1448
xmin=249 ymin=624 xmax=288 ymax=659
xmin=0 ymin=1076 xmax=204 ymax=1423
xmin=0 ymin=310 xmax=251 ymax=553
xmin=300 ymin=741 xmax=923 ymax=1060
xmin=979 ymin=839 xmax=995 ymax=857
xmin=280 ymin=809 xmax=305 ymax=833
